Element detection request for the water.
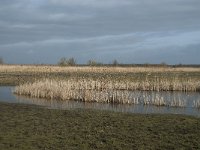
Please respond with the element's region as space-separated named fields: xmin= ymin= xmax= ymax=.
xmin=1 ymin=86 xmax=200 ymax=117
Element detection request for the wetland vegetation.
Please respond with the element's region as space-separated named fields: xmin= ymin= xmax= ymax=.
xmin=1 ymin=64 xmax=200 ymax=108
xmin=1 ymin=64 xmax=200 ymax=86
xmin=2 ymin=65 xmax=198 ymax=107
xmin=1 ymin=64 xmax=200 ymax=149
xmin=14 ymin=78 xmax=200 ymax=107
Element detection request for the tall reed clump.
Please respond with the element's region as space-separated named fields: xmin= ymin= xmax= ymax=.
xmin=14 ymin=79 xmax=133 ymax=104
xmin=14 ymin=78 xmax=200 ymax=107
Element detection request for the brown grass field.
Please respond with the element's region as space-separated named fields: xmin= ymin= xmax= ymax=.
xmin=1 ymin=64 xmax=196 ymax=106
xmin=1 ymin=64 xmax=200 ymax=73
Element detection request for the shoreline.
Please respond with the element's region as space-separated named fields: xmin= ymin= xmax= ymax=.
xmin=0 ymin=102 xmax=200 ymax=149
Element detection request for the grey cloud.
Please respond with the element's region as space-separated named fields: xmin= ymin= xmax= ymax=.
xmin=49 ymin=0 xmax=132 ymax=8
xmin=0 ymin=0 xmax=200 ymax=64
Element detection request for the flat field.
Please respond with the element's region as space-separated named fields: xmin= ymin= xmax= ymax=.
xmin=1 ymin=65 xmax=200 ymax=149
xmin=0 ymin=102 xmax=200 ymax=150
xmin=1 ymin=65 xmax=200 ymax=86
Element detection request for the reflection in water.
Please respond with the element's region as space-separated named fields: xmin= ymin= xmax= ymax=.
xmin=14 ymin=90 xmax=200 ymax=108
xmin=1 ymin=86 xmax=200 ymax=117
xmin=15 ymin=92 xmax=200 ymax=117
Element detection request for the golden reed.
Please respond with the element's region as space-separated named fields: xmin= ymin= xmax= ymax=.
xmin=14 ymin=79 xmax=200 ymax=107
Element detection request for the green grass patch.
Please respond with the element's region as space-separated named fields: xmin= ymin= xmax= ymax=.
xmin=0 ymin=102 xmax=200 ymax=149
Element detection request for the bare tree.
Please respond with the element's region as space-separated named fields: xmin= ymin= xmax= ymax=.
xmin=58 ymin=57 xmax=67 ymax=66
xmin=87 ymin=59 xmax=97 ymax=66
xmin=67 ymin=57 xmax=76 ymax=66
xmin=112 ymin=59 xmax=119 ymax=66
xmin=58 ymin=57 xmax=76 ymax=66
xmin=87 ymin=59 xmax=103 ymax=66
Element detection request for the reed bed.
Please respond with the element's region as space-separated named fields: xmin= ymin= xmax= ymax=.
xmin=14 ymin=79 xmax=200 ymax=108
xmin=15 ymin=77 xmax=200 ymax=93
xmin=1 ymin=65 xmax=200 ymax=74
xmin=1 ymin=65 xmax=200 ymax=86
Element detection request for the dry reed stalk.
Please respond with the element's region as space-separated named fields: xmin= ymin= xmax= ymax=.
xmin=1 ymin=65 xmax=200 ymax=74
xmin=14 ymin=79 xmax=199 ymax=108
xmin=169 ymin=95 xmax=186 ymax=107
xmin=14 ymin=77 xmax=200 ymax=95
xmin=193 ymin=100 xmax=200 ymax=108
xmin=151 ymin=94 xmax=166 ymax=106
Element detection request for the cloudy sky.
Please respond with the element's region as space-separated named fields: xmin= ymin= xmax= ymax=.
xmin=0 ymin=0 xmax=200 ymax=64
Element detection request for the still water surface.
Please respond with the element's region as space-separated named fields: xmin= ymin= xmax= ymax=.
xmin=1 ymin=86 xmax=200 ymax=117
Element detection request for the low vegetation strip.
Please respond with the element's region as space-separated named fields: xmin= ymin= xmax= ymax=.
xmin=1 ymin=65 xmax=200 ymax=86
xmin=1 ymin=65 xmax=200 ymax=73
xmin=0 ymin=102 xmax=200 ymax=150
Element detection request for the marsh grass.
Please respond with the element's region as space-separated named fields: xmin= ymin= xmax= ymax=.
xmin=1 ymin=102 xmax=200 ymax=150
xmin=14 ymin=78 xmax=200 ymax=107
xmin=1 ymin=65 xmax=200 ymax=86
xmin=1 ymin=65 xmax=200 ymax=73
xmin=2 ymin=65 xmax=200 ymax=107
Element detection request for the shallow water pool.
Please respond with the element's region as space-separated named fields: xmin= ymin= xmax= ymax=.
xmin=1 ymin=86 xmax=200 ymax=117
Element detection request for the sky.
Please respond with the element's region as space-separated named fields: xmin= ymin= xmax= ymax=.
xmin=0 ymin=0 xmax=200 ymax=64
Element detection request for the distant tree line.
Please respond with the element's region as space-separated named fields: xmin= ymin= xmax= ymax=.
xmin=57 ymin=57 xmax=120 ymax=66
xmin=58 ymin=57 xmax=76 ymax=66
xmin=57 ymin=57 xmax=169 ymax=67
xmin=57 ymin=57 xmax=200 ymax=68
